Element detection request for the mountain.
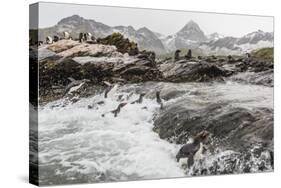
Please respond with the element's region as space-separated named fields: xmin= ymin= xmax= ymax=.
xmin=207 ymin=32 xmax=225 ymax=41
xmin=162 ymin=20 xmax=207 ymax=51
xmin=113 ymin=26 xmax=166 ymax=53
xmin=39 ymin=15 xmax=166 ymax=54
xmin=200 ymin=30 xmax=274 ymax=55
xmin=39 ymin=15 xmax=273 ymax=55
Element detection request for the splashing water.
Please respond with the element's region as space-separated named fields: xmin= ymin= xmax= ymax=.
xmin=37 ymin=81 xmax=273 ymax=185
xmin=38 ymin=90 xmax=185 ymax=185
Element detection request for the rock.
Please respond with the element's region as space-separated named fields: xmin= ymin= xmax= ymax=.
xmin=230 ymin=69 xmax=273 ymax=87
xmin=97 ymin=33 xmax=139 ymax=56
xmin=57 ymin=43 xmax=117 ymax=59
xmin=47 ymin=40 xmax=80 ymax=53
xmin=159 ymin=61 xmax=231 ymax=82
xmin=153 ymin=97 xmax=273 ymax=152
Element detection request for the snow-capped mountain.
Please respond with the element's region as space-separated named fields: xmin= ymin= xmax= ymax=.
xmin=207 ymin=32 xmax=225 ymax=41
xmin=162 ymin=20 xmax=207 ymax=51
xmin=200 ymin=30 xmax=273 ymax=55
xmin=113 ymin=26 xmax=166 ymax=54
xmin=39 ymin=15 xmax=166 ymax=53
xmin=39 ymin=15 xmax=273 ymax=55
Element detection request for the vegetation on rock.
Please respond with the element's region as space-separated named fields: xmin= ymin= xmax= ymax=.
xmin=97 ymin=33 xmax=139 ymax=55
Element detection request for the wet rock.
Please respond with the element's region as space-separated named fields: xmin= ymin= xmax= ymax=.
xmin=153 ymin=98 xmax=273 ymax=152
xmin=230 ymin=69 xmax=273 ymax=87
xmin=159 ymin=61 xmax=231 ymax=82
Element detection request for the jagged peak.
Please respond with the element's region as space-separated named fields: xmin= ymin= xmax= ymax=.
xmin=138 ymin=27 xmax=151 ymax=32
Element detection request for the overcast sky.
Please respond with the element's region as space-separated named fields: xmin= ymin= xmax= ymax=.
xmin=37 ymin=2 xmax=274 ymax=37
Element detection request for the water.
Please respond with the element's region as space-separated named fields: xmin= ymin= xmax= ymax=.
xmin=37 ymin=80 xmax=273 ymax=185
xmin=38 ymin=90 xmax=185 ymax=185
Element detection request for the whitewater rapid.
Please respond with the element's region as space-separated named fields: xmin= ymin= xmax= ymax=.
xmin=37 ymin=80 xmax=273 ymax=185
xmin=38 ymin=89 xmax=185 ymax=184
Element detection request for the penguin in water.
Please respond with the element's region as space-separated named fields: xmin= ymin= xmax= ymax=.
xmin=111 ymin=102 xmax=127 ymax=117
xmin=104 ymin=82 xmax=114 ymax=98
xmin=156 ymin=91 xmax=164 ymax=109
xmin=126 ymin=92 xmax=134 ymax=100
xmin=102 ymin=102 xmax=127 ymax=117
xmin=131 ymin=93 xmax=145 ymax=104
xmin=176 ymin=131 xmax=210 ymax=167
xmin=63 ymin=77 xmax=90 ymax=96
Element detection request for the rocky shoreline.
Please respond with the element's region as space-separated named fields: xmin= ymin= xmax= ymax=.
xmin=30 ymin=33 xmax=273 ymax=104
xmin=31 ymin=33 xmax=273 ymax=175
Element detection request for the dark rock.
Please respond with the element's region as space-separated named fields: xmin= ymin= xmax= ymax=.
xmin=160 ymin=61 xmax=231 ymax=82
xmin=97 ymin=33 xmax=139 ymax=55
xmin=153 ymin=98 xmax=273 ymax=152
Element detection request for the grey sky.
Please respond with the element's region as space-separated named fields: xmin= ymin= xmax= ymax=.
xmin=37 ymin=2 xmax=273 ymax=37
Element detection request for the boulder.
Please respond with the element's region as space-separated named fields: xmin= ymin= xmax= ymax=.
xmin=159 ymin=61 xmax=231 ymax=82
xmin=97 ymin=33 xmax=139 ymax=56
xmin=153 ymin=98 xmax=273 ymax=152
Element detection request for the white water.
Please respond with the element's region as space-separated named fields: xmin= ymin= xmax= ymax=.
xmin=38 ymin=90 xmax=185 ymax=184
xmin=37 ymin=81 xmax=273 ymax=184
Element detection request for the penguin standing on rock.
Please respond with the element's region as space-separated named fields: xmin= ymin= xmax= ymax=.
xmin=176 ymin=131 xmax=210 ymax=167
xmin=53 ymin=35 xmax=60 ymax=42
xmin=174 ymin=49 xmax=181 ymax=61
xmin=46 ymin=36 xmax=53 ymax=44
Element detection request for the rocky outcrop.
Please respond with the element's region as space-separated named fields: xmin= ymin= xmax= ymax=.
xmin=97 ymin=33 xmax=139 ymax=56
xmin=35 ymin=32 xmax=273 ymax=104
xmin=37 ymin=37 xmax=161 ymax=103
xmin=159 ymin=60 xmax=232 ymax=82
xmin=153 ymin=93 xmax=273 ymax=156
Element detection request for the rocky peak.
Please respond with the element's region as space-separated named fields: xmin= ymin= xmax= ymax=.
xmin=208 ymin=32 xmax=224 ymax=41
xmin=58 ymin=14 xmax=85 ymax=25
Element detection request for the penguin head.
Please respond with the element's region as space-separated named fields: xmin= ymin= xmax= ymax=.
xmin=195 ymin=130 xmax=210 ymax=143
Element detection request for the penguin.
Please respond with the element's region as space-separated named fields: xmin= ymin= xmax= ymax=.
xmin=46 ymin=36 xmax=53 ymax=44
xmin=111 ymin=102 xmax=127 ymax=117
xmin=88 ymin=101 xmax=105 ymax=109
xmin=245 ymin=52 xmax=251 ymax=62
xmin=156 ymin=91 xmax=164 ymax=109
xmin=79 ymin=32 xmax=84 ymax=43
xmin=126 ymin=92 xmax=134 ymax=100
xmin=227 ymin=55 xmax=234 ymax=62
xmin=185 ymin=49 xmax=192 ymax=59
xmin=117 ymin=95 xmax=124 ymax=102
xmin=53 ymin=35 xmax=60 ymax=42
xmin=63 ymin=31 xmax=70 ymax=40
xmin=131 ymin=93 xmax=145 ymax=104
xmin=102 ymin=102 xmax=127 ymax=117
xmin=176 ymin=130 xmax=210 ymax=167
xmin=103 ymin=81 xmax=114 ymax=98
xmin=174 ymin=49 xmax=181 ymax=61
xmin=85 ymin=33 xmax=92 ymax=41
xmin=63 ymin=77 xmax=90 ymax=96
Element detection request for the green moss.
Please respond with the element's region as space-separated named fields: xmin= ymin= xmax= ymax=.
xmin=252 ymin=48 xmax=274 ymax=61
xmin=97 ymin=33 xmax=139 ymax=55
